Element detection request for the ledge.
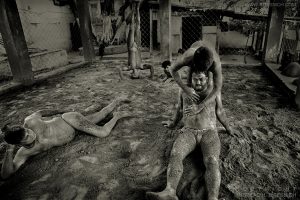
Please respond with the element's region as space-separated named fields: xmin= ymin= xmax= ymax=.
xmin=0 ymin=61 xmax=88 ymax=97
xmin=264 ymin=62 xmax=297 ymax=97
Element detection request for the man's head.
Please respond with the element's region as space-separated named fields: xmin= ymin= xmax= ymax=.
xmin=162 ymin=60 xmax=171 ymax=69
xmin=178 ymin=48 xmax=184 ymax=55
xmin=1 ymin=124 xmax=36 ymax=148
xmin=193 ymin=46 xmax=214 ymax=72
xmin=191 ymin=71 xmax=209 ymax=92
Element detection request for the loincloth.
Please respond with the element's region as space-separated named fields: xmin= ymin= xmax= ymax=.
xmin=180 ymin=126 xmax=215 ymax=143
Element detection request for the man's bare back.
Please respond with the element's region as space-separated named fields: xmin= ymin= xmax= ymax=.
xmin=24 ymin=116 xmax=75 ymax=149
xmin=1 ymin=96 xmax=131 ymax=179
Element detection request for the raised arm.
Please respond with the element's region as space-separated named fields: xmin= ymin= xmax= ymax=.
xmin=201 ymin=60 xmax=222 ymax=106
xmin=1 ymin=144 xmax=15 ymax=179
xmin=169 ymin=50 xmax=192 ymax=92
xmin=170 ymin=49 xmax=200 ymax=102
xmin=162 ymin=90 xmax=183 ymax=128
xmin=1 ymin=146 xmax=35 ymax=179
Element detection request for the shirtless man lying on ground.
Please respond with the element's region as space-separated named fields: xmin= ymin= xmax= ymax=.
xmin=0 ymin=96 xmax=130 ymax=179
xmin=147 ymin=71 xmax=229 ymax=200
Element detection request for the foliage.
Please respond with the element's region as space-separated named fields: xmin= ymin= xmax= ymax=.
xmin=228 ymin=19 xmax=265 ymax=35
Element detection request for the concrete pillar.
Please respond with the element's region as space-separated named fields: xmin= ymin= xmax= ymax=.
xmin=263 ymin=0 xmax=285 ymax=63
xmin=202 ymin=26 xmax=218 ymax=52
xmin=0 ymin=0 xmax=33 ymax=85
xmin=256 ymin=31 xmax=263 ymax=51
xmin=159 ymin=0 xmax=171 ymax=61
xmin=77 ymin=0 xmax=95 ymax=62
xmin=150 ymin=8 xmax=153 ymax=56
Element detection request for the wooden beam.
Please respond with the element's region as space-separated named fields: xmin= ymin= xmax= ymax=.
xmin=77 ymin=0 xmax=95 ymax=62
xmin=0 ymin=0 xmax=33 ymax=85
xmin=263 ymin=0 xmax=286 ymax=62
xmin=159 ymin=0 xmax=172 ymax=61
xmin=149 ymin=8 xmax=153 ymax=55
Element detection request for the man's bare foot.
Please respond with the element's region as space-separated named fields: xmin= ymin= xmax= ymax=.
xmin=146 ymin=190 xmax=178 ymax=200
xmin=114 ymin=111 xmax=132 ymax=119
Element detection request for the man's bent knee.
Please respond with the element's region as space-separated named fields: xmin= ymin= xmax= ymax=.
xmin=62 ymin=112 xmax=82 ymax=125
xmin=204 ymin=156 xmax=219 ymax=167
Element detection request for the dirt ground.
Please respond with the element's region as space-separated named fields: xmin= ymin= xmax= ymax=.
xmin=0 ymin=60 xmax=299 ymax=200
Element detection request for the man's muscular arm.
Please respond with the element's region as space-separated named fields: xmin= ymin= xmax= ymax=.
xmin=1 ymin=145 xmax=15 ymax=179
xmin=199 ymin=61 xmax=222 ymax=109
xmin=1 ymin=146 xmax=37 ymax=179
xmin=170 ymin=49 xmax=200 ymax=102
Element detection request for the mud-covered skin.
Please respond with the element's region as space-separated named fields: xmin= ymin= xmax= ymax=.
xmin=182 ymin=92 xmax=216 ymax=130
xmin=1 ymin=97 xmax=130 ymax=179
xmin=169 ymin=40 xmax=233 ymax=135
xmin=147 ymin=72 xmax=221 ymax=200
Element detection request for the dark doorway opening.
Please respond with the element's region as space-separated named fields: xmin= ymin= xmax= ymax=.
xmin=152 ymin=20 xmax=159 ymax=50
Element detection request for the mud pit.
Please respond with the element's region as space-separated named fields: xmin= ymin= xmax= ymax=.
xmin=0 ymin=61 xmax=299 ymax=200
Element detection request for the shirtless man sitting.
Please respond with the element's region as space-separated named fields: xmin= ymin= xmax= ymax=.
xmin=146 ymin=71 xmax=226 ymax=200
xmin=0 ymin=96 xmax=131 ymax=179
xmin=169 ymin=40 xmax=231 ymax=134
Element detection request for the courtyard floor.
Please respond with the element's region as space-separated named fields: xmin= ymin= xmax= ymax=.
xmin=0 ymin=59 xmax=299 ymax=200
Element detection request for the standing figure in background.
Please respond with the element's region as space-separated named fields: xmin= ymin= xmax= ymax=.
xmin=119 ymin=0 xmax=154 ymax=80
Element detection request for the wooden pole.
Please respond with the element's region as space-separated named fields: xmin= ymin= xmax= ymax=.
xmin=159 ymin=0 xmax=172 ymax=62
xmin=263 ymin=0 xmax=286 ymax=62
xmin=0 ymin=0 xmax=33 ymax=85
xmin=77 ymin=0 xmax=95 ymax=62
xmin=149 ymin=8 xmax=153 ymax=56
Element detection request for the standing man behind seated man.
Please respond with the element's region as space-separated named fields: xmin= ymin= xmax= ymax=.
xmin=147 ymin=71 xmax=228 ymax=200
xmin=1 ymin=96 xmax=131 ymax=179
xmin=169 ymin=40 xmax=231 ymax=133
